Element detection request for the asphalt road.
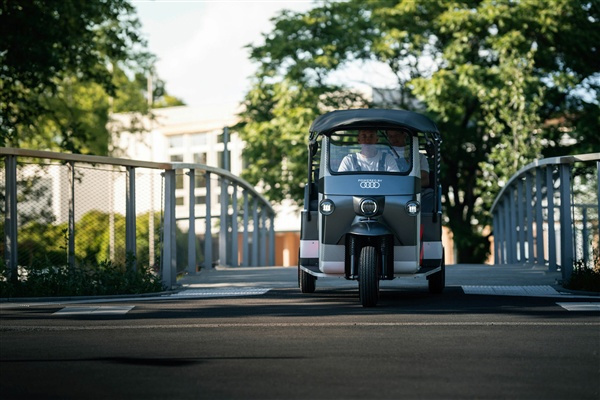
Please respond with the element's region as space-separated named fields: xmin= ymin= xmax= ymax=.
xmin=1 ymin=265 xmax=599 ymax=400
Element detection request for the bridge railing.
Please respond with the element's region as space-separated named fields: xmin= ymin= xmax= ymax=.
xmin=491 ymin=153 xmax=600 ymax=282
xmin=1 ymin=147 xmax=275 ymax=289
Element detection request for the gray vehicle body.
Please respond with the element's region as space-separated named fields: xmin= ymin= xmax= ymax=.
xmin=298 ymin=109 xmax=444 ymax=305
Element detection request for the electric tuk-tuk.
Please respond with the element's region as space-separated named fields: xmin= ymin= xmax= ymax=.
xmin=298 ymin=109 xmax=444 ymax=307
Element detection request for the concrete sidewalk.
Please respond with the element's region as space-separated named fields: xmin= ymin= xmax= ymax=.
xmin=177 ymin=263 xmax=566 ymax=290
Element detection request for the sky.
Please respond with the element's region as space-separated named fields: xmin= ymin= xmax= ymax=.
xmin=132 ymin=1 xmax=314 ymax=110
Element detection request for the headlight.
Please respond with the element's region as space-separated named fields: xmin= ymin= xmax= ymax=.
xmin=319 ymin=199 xmax=335 ymax=215
xmin=360 ymin=198 xmax=378 ymax=216
xmin=405 ymin=200 xmax=420 ymax=216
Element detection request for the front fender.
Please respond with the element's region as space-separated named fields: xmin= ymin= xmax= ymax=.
xmin=347 ymin=220 xmax=393 ymax=237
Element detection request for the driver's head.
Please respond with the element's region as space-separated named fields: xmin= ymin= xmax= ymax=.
xmin=357 ymin=129 xmax=378 ymax=144
xmin=387 ymin=129 xmax=410 ymax=147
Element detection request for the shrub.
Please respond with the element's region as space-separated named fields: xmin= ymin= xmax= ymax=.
xmin=564 ymin=246 xmax=600 ymax=293
xmin=0 ymin=256 xmax=164 ymax=298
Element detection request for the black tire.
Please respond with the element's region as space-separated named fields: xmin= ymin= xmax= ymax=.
xmin=299 ymin=266 xmax=316 ymax=293
xmin=358 ymin=246 xmax=379 ymax=307
xmin=428 ymin=250 xmax=445 ymax=294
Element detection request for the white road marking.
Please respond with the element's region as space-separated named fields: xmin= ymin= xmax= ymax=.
xmin=53 ymin=306 xmax=134 ymax=315
xmin=557 ymin=302 xmax=600 ymax=312
xmin=462 ymin=285 xmax=560 ymax=297
xmin=3 ymin=321 xmax=600 ymax=332
xmin=168 ymin=288 xmax=271 ymax=298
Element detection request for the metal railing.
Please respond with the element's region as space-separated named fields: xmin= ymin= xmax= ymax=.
xmin=491 ymin=153 xmax=600 ymax=282
xmin=1 ymin=147 xmax=275 ymax=289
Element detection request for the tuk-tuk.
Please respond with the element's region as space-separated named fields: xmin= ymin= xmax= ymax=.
xmin=298 ymin=109 xmax=444 ymax=307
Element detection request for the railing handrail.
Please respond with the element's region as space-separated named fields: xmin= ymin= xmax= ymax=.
xmin=0 ymin=146 xmax=273 ymax=214
xmin=490 ymin=152 xmax=600 ymax=213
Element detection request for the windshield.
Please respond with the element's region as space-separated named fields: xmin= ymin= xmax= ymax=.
xmin=328 ymin=129 xmax=413 ymax=174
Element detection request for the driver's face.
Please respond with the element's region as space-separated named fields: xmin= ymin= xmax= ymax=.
xmin=357 ymin=130 xmax=378 ymax=144
xmin=388 ymin=130 xmax=409 ymax=146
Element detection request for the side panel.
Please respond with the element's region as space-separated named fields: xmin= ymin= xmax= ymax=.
xmin=299 ymin=210 xmax=318 ymax=267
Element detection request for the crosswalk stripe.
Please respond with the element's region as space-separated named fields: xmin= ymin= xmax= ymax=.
xmin=54 ymin=306 xmax=134 ymax=315
xmin=556 ymin=302 xmax=600 ymax=312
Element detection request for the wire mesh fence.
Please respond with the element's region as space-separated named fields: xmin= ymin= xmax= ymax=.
xmin=1 ymin=148 xmax=276 ymax=292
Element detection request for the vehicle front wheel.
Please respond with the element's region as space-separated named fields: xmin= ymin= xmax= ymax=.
xmin=299 ymin=266 xmax=316 ymax=293
xmin=359 ymin=246 xmax=379 ymax=307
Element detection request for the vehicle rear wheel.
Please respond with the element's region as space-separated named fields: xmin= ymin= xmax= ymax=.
xmin=359 ymin=246 xmax=379 ymax=307
xmin=299 ymin=266 xmax=316 ymax=293
xmin=427 ymin=250 xmax=445 ymax=294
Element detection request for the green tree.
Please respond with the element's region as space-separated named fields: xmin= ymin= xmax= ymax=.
xmin=0 ymin=0 xmax=184 ymax=154
xmin=238 ymin=0 xmax=599 ymax=263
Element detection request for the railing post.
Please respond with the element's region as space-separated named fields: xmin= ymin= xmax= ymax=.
xmin=503 ymin=197 xmax=511 ymax=264
xmin=493 ymin=208 xmax=502 ymax=264
xmin=535 ymin=168 xmax=545 ymax=265
xmin=252 ymin=197 xmax=259 ymax=266
xmin=68 ymin=161 xmax=75 ymax=269
xmin=269 ymin=212 xmax=275 ymax=266
xmin=517 ymin=179 xmax=526 ymax=262
xmin=231 ymin=184 xmax=238 ymax=267
xmin=162 ymin=169 xmax=177 ymax=288
xmin=509 ymin=189 xmax=518 ymax=263
xmin=220 ymin=176 xmax=228 ymax=266
xmin=546 ymin=166 xmax=557 ymax=271
xmin=126 ymin=166 xmax=137 ymax=271
xmin=581 ymin=207 xmax=589 ymax=265
xmin=4 ymin=155 xmax=18 ymax=283
xmin=559 ymin=164 xmax=574 ymax=282
xmin=205 ymin=171 xmax=212 ymax=269
xmin=187 ymin=169 xmax=196 ymax=275
xmin=525 ymin=173 xmax=535 ymax=264
xmin=260 ymin=208 xmax=267 ymax=266
xmin=242 ymin=190 xmax=249 ymax=267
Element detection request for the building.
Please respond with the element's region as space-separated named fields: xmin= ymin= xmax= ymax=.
xmin=110 ymin=104 xmax=301 ymax=267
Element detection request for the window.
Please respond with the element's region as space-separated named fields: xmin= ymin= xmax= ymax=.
xmin=191 ymin=133 xmax=207 ymax=146
xmin=170 ymin=154 xmax=183 ymax=162
xmin=194 ymin=152 xmax=207 ymax=164
xmin=176 ymin=174 xmax=184 ymax=189
xmin=168 ymin=135 xmax=183 ymax=148
xmin=176 ymin=196 xmax=184 ymax=206
xmin=195 ymin=195 xmax=206 ymax=204
xmin=195 ymin=173 xmax=207 ymax=187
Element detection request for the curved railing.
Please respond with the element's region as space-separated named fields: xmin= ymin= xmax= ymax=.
xmin=1 ymin=147 xmax=275 ymax=289
xmin=491 ymin=153 xmax=600 ymax=282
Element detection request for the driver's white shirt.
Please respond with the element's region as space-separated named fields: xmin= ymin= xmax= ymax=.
xmin=338 ymin=151 xmax=399 ymax=172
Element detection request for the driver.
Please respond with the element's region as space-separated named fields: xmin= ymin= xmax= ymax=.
xmin=387 ymin=129 xmax=434 ymax=212
xmin=338 ymin=129 xmax=399 ymax=172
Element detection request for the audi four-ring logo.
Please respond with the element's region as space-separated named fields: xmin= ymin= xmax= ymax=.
xmin=359 ymin=181 xmax=380 ymax=189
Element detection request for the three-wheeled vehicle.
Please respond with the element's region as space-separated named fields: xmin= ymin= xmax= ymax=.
xmin=298 ymin=109 xmax=444 ymax=307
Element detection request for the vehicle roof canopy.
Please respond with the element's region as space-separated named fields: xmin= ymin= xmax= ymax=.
xmin=309 ymin=109 xmax=439 ymax=136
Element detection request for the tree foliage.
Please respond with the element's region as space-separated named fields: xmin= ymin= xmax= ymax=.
xmin=0 ymin=0 xmax=184 ymax=155
xmin=237 ymin=0 xmax=599 ymax=263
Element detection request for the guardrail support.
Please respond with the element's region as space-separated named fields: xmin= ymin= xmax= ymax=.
xmin=559 ymin=164 xmax=574 ymax=281
xmin=231 ymin=184 xmax=239 ymax=267
xmin=68 ymin=162 xmax=75 ymax=270
xmin=242 ymin=190 xmax=249 ymax=267
xmin=205 ymin=171 xmax=212 ymax=269
xmin=534 ymin=169 xmax=545 ymax=265
xmin=546 ymin=166 xmax=557 ymax=271
xmin=187 ymin=169 xmax=196 ymax=275
xmin=126 ymin=166 xmax=137 ymax=271
xmin=4 ymin=155 xmax=18 ymax=282
xmin=162 ymin=170 xmax=177 ymax=288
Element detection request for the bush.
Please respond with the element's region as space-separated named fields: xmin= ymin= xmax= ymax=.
xmin=0 ymin=256 xmax=165 ymax=298
xmin=564 ymin=246 xmax=600 ymax=293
